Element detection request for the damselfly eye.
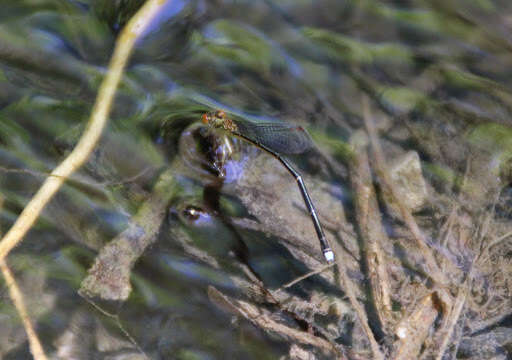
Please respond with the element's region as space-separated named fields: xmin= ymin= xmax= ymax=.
xmin=174 ymin=201 xmax=215 ymax=227
xmin=214 ymin=110 xmax=226 ymax=119
xmin=201 ymin=113 xmax=209 ymax=124
xmin=182 ymin=205 xmax=204 ymax=221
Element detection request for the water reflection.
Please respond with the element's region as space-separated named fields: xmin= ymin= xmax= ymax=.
xmin=178 ymin=122 xmax=253 ymax=183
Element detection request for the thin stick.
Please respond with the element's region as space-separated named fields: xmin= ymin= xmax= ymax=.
xmin=349 ymin=130 xmax=392 ymax=330
xmin=80 ymin=295 xmax=149 ymax=360
xmin=0 ymin=0 xmax=169 ymax=261
xmin=279 ymin=262 xmax=336 ymax=290
xmin=336 ymin=251 xmax=385 ymax=360
xmin=361 ymin=96 xmax=448 ymax=286
xmin=0 ymin=195 xmax=47 ymax=360
xmin=0 ymin=259 xmax=48 ymax=360
xmin=433 ymin=285 xmax=467 ymax=360
xmin=392 ymin=293 xmax=439 ymax=360
xmin=481 ymin=230 xmax=512 ymax=259
xmin=208 ymin=286 xmax=344 ymax=358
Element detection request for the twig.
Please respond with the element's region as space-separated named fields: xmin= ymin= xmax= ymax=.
xmin=392 ymin=293 xmax=440 ymax=360
xmin=0 ymin=0 xmax=169 ymax=261
xmin=173 ymin=222 xmax=345 ymax=356
xmin=486 ymin=230 xmax=512 ymax=250
xmin=439 ymin=205 xmax=459 ymax=248
xmin=361 ymin=95 xmax=448 ymax=286
xmin=102 ymin=166 xmax=156 ymax=186
xmin=469 ymin=307 xmax=512 ymax=334
xmin=433 ymin=284 xmax=468 ymax=360
xmin=428 ymin=231 xmax=473 ymax=360
xmin=349 ymin=130 xmax=393 ymax=331
xmin=0 ymin=166 xmax=63 ymax=178
xmin=279 ymin=262 xmax=336 ymax=290
xmin=208 ymin=286 xmax=345 ymax=358
xmin=336 ymin=249 xmax=385 ymax=360
xmin=79 ymin=169 xmax=176 ymax=301
xmin=0 ymin=164 xmax=155 ymax=189
xmin=478 ymin=230 xmax=512 ymax=265
xmin=0 ymin=258 xmax=48 ymax=360
xmin=0 ymin=196 xmax=47 ymax=360
xmin=80 ymin=295 xmax=149 ymax=360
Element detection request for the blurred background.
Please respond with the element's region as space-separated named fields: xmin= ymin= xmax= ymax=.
xmin=0 ymin=0 xmax=512 ymax=359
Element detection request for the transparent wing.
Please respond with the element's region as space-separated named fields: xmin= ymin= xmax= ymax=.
xmin=234 ymin=121 xmax=313 ymax=154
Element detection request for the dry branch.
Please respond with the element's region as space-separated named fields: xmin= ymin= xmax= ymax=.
xmin=349 ymin=130 xmax=393 ymax=331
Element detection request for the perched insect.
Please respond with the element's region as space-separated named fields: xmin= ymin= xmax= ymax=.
xmin=201 ymin=110 xmax=334 ymax=262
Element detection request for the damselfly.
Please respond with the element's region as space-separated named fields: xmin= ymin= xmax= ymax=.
xmin=201 ymin=110 xmax=334 ymax=262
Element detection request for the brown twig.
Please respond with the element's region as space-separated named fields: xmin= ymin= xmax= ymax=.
xmin=172 ymin=221 xmax=345 ymax=356
xmin=432 ymin=283 xmax=468 ymax=360
xmin=361 ymin=95 xmax=448 ymax=286
xmin=208 ymin=286 xmax=345 ymax=358
xmin=0 ymin=259 xmax=48 ymax=360
xmin=335 ymin=249 xmax=385 ymax=360
xmin=477 ymin=230 xmax=512 ymax=265
xmin=278 ymin=263 xmax=336 ymax=290
xmin=391 ymin=293 xmax=440 ymax=360
xmin=349 ymin=130 xmax=393 ymax=331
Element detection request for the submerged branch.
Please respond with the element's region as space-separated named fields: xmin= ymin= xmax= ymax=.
xmin=349 ymin=130 xmax=393 ymax=332
xmin=208 ymin=286 xmax=345 ymax=359
xmin=362 ymin=96 xmax=449 ymax=286
xmin=79 ymin=169 xmax=176 ymax=301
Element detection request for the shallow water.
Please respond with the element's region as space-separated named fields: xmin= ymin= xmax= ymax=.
xmin=0 ymin=1 xmax=511 ymax=359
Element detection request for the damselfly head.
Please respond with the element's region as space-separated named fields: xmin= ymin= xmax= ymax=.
xmin=202 ymin=110 xmax=229 ymax=129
